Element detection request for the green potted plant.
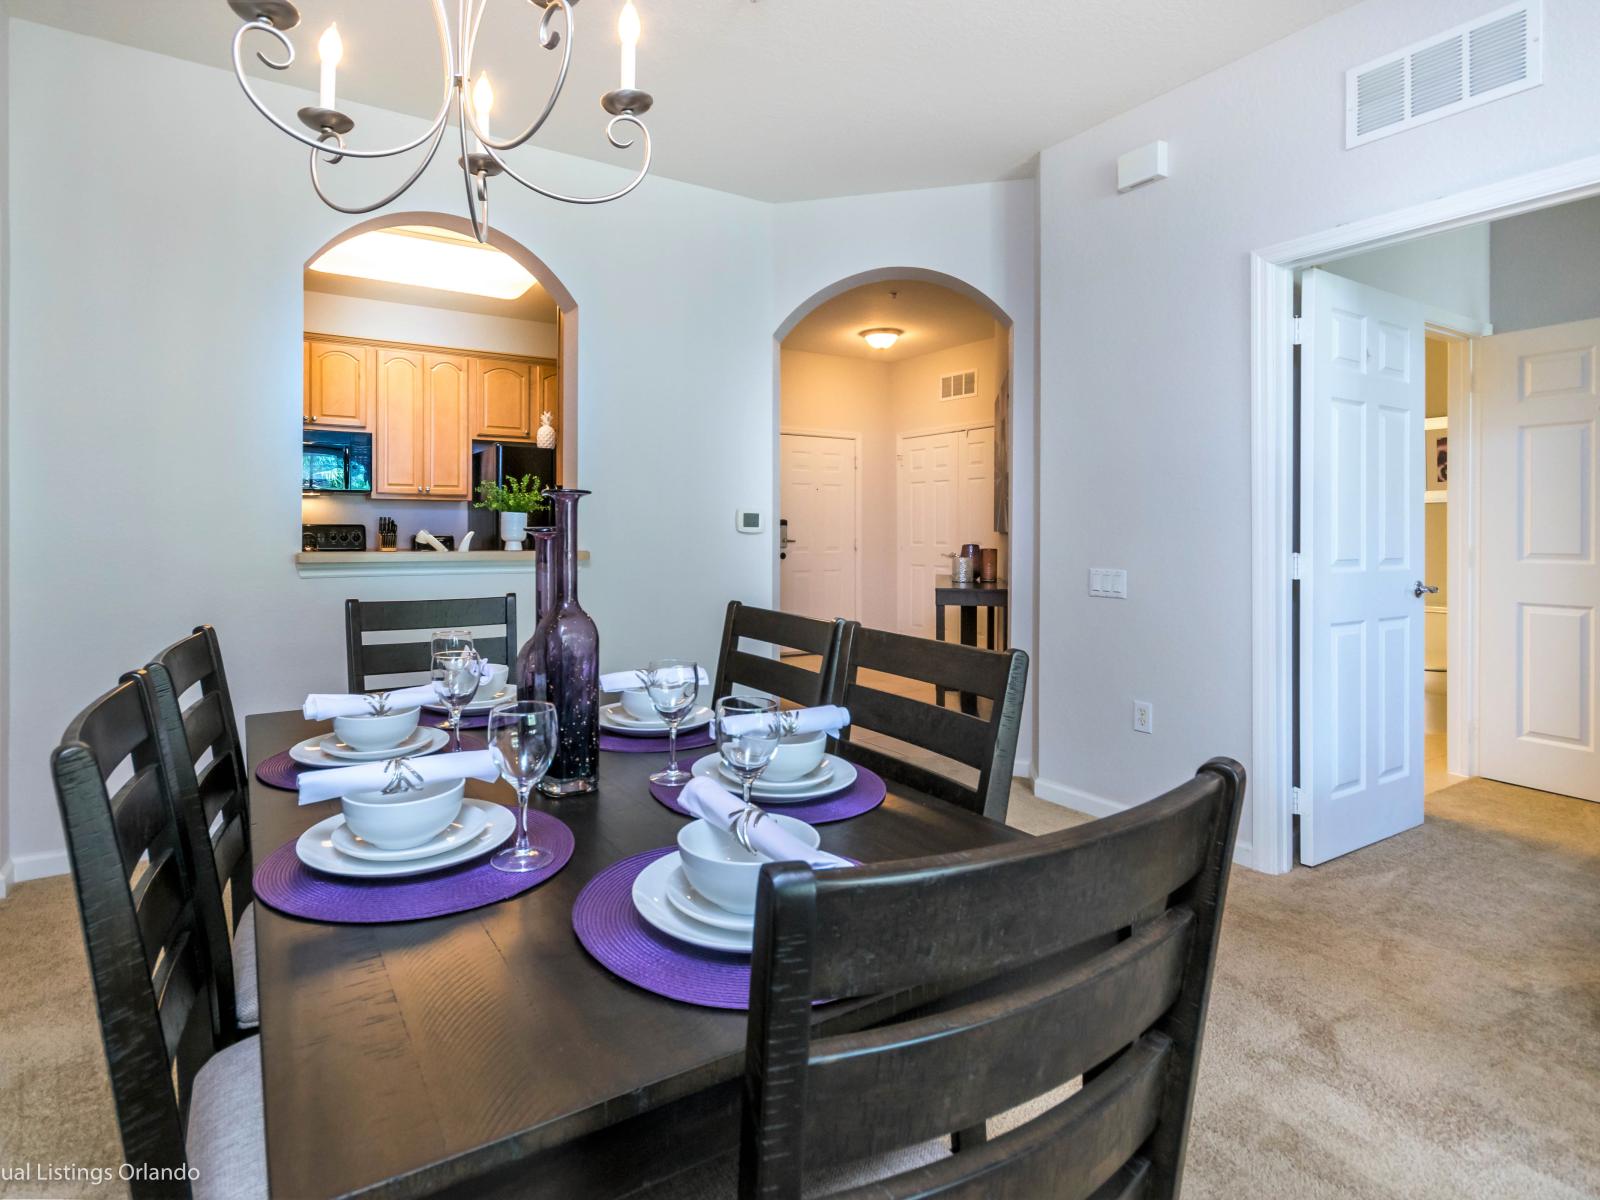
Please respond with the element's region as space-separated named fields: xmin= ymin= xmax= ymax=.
xmin=473 ymin=474 xmax=549 ymax=550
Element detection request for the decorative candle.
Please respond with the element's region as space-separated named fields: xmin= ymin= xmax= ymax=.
xmin=618 ymin=2 xmax=640 ymax=91
xmin=318 ymin=23 xmax=342 ymax=111
xmin=472 ymin=73 xmax=494 ymax=145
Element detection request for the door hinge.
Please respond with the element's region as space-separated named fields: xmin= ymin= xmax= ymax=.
xmin=1291 ymin=552 xmax=1302 ymax=581
xmin=1291 ymin=317 xmax=1304 ymax=346
xmin=1291 ymin=785 xmax=1303 ymax=815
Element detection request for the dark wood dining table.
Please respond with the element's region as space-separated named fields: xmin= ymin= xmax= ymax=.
xmin=245 ymin=710 xmax=1025 ymax=1199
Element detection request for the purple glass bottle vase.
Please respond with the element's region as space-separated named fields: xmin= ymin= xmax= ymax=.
xmin=535 ymin=490 xmax=598 ymax=795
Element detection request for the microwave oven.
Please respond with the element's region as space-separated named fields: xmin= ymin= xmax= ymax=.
xmin=302 ymin=430 xmax=372 ymax=493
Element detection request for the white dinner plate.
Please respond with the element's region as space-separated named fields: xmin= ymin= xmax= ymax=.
xmin=716 ymin=758 xmax=835 ymax=796
xmin=295 ymin=799 xmax=514 ymax=878
xmin=664 ymin=861 xmax=753 ymax=932
xmin=422 ymin=685 xmax=517 ymax=716
xmin=632 ymin=852 xmax=751 ymax=952
xmin=328 ymin=801 xmax=491 ymax=861
xmin=288 ymin=725 xmax=449 ymax=768
xmin=691 ymin=752 xmax=857 ymax=804
xmin=599 ymin=703 xmax=713 ymax=735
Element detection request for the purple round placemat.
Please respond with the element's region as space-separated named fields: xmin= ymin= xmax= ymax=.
xmin=648 ymin=762 xmax=887 ymax=825
xmin=254 ymin=806 xmax=573 ymax=924
xmin=420 ymin=709 xmax=490 ymax=731
xmin=599 ymin=727 xmax=715 ymax=755
xmin=253 ymin=731 xmax=487 ymax=791
xmin=572 ymin=848 xmax=755 ymax=1009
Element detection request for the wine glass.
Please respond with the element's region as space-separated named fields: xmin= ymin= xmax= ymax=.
xmin=488 ymin=701 xmax=559 ymax=873
xmin=715 ymin=696 xmax=781 ymax=813
xmin=431 ymin=629 xmax=481 ymax=752
xmin=643 ymin=659 xmax=701 ymax=786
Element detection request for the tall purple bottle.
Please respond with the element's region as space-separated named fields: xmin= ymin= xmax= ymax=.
xmin=533 ymin=490 xmax=598 ymax=794
xmin=515 ymin=525 xmax=560 ymax=704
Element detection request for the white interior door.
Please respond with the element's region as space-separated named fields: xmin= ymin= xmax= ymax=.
xmin=1475 ymin=319 xmax=1599 ymax=801
xmin=779 ymin=433 xmax=857 ymax=624
xmin=897 ymin=431 xmax=959 ymax=636
xmin=1299 ymin=269 xmax=1427 ymax=865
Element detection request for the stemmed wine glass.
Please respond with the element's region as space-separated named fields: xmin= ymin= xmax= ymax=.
xmin=430 ymin=629 xmax=481 ymax=752
xmin=715 ymin=696 xmax=782 ymax=814
xmin=643 ymin=659 xmax=701 ymax=786
xmin=488 ymin=701 xmax=559 ymax=873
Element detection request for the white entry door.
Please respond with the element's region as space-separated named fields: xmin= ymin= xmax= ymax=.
xmin=1475 ymin=319 xmax=1599 ymax=801
xmin=1299 ymin=269 xmax=1427 ymax=865
xmin=779 ymin=433 xmax=857 ymax=624
xmin=897 ymin=431 xmax=959 ymax=636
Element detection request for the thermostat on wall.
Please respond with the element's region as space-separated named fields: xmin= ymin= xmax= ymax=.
xmin=735 ymin=509 xmax=764 ymax=534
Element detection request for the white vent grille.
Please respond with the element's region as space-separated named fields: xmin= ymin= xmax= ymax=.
xmin=940 ymin=369 xmax=977 ymax=401
xmin=1346 ymin=2 xmax=1540 ymax=148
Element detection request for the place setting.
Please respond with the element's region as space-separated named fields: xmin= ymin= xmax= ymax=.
xmin=254 ymin=699 xmax=575 ymax=924
xmin=419 ymin=657 xmax=518 ymax=731
xmin=598 ymin=660 xmax=715 ymax=757
xmin=572 ymin=774 xmax=855 ymax=1009
xmin=648 ymin=698 xmax=886 ymax=824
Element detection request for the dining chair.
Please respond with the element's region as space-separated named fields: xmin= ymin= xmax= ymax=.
xmin=828 ymin=623 xmax=1028 ymax=821
xmin=344 ymin=592 xmax=518 ymax=691
xmin=145 ymin=625 xmax=257 ymax=1034
xmin=711 ymin=601 xmax=847 ymax=709
xmin=51 ymin=677 xmax=265 ymax=1200
xmin=739 ymin=757 xmax=1247 ymax=1200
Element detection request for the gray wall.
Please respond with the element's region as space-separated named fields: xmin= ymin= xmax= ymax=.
xmin=1490 ymin=196 xmax=1600 ymax=333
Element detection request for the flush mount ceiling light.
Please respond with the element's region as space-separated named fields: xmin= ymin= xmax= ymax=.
xmin=226 ymin=0 xmax=655 ymax=243
xmin=860 ymin=328 xmax=904 ymax=350
xmin=309 ymin=226 xmax=538 ymax=299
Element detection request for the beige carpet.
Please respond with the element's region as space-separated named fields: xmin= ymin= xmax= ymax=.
xmin=2 ymin=775 xmax=1596 ymax=1199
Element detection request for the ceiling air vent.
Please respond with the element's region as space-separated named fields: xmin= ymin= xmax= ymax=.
xmin=1346 ymin=1 xmax=1540 ymax=148
xmin=940 ymin=370 xmax=977 ymax=401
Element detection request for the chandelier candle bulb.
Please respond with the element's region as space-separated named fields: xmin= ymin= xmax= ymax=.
xmin=619 ymin=2 xmax=640 ymax=91
xmin=473 ymin=74 xmax=494 ymax=143
xmin=317 ymin=23 xmax=342 ymax=111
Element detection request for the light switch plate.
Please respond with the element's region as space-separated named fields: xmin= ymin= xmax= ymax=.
xmin=1089 ymin=568 xmax=1129 ymax=598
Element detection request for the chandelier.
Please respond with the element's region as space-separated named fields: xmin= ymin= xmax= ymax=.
xmin=226 ymin=0 xmax=654 ymax=242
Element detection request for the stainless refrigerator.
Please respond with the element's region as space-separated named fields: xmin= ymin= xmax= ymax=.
xmin=469 ymin=441 xmax=557 ymax=549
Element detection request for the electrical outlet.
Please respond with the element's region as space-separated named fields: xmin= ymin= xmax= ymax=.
xmin=1133 ymin=701 xmax=1153 ymax=735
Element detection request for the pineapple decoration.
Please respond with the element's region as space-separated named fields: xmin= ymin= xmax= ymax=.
xmin=535 ymin=410 xmax=557 ymax=450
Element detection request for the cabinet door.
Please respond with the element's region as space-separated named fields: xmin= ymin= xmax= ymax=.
xmin=471 ymin=358 xmax=533 ymax=441
xmin=424 ymin=353 xmax=471 ymax=499
xmin=372 ymin=348 xmax=425 ymax=498
xmin=306 ymin=339 xmax=369 ymax=428
xmin=535 ymin=360 xmax=560 ymax=463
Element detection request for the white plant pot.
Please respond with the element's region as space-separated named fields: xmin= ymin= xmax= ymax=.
xmin=499 ymin=511 xmax=529 ymax=550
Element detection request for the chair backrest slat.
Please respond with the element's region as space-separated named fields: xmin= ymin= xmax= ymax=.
xmin=842 ymin=684 xmax=992 ymax=767
xmin=739 ymin=758 xmax=1246 ymax=1200
xmin=712 ymin=602 xmax=845 ymax=709
xmin=345 ymin=594 xmax=517 ymax=692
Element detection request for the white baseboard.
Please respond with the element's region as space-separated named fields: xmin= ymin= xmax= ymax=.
xmin=12 ymin=848 xmax=69 ymax=884
xmin=1032 ymin=777 xmax=1127 ymax=819
xmin=1011 ymin=757 xmax=1032 ymax=778
xmin=0 ymin=858 xmax=13 ymax=901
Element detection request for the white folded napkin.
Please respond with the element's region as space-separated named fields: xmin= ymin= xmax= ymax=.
xmin=600 ymin=665 xmax=711 ymax=693
xmin=296 ymin=749 xmax=501 ymax=806
xmin=718 ymin=704 xmax=851 ymax=739
xmin=303 ymin=661 xmax=498 ymax=721
xmin=678 ymin=779 xmax=851 ymax=870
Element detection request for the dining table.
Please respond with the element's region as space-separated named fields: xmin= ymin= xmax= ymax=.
xmin=245 ymin=708 xmax=1027 ymax=1199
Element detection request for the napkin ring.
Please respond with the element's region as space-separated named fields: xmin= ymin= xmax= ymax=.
xmin=730 ymin=805 xmax=766 ymax=855
xmin=366 ymin=691 xmax=395 ymax=716
xmin=381 ymin=756 xmax=426 ymax=794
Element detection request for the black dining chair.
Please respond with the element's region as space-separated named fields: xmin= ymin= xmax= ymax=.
xmin=737 ymin=758 xmax=1246 ymax=1200
xmin=144 ymin=626 xmax=257 ymax=1034
xmin=344 ymin=593 xmax=518 ymax=692
xmin=828 ymin=623 xmax=1028 ymax=821
xmin=51 ymin=677 xmax=265 ymax=1200
xmin=711 ymin=602 xmax=847 ymax=709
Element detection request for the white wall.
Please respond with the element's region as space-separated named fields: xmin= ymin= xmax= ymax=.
xmin=1035 ymin=0 xmax=1600 ymax=862
xmin=1323 ymin=222 xmax=1491 ymax=325
xmin=303 ymin=290 xmax=559 ymax=359
xmin=0 ymin=5 xmax=10 ymax=897
xmin=772 ymin=182 xmax=1039 ymax=773
xmin=1490 ymin=194 xmax=1600 ymax=332
xmin=4 ymin=21 xmax=774 ymax=878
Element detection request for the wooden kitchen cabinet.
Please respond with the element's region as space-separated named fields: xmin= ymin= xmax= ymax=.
xmin=305 ymin=339 xmax=371 ymax=429
xmin=535 ymin=360 xmax=560 ymax=444
xmin=372 ymin=348 xmax=425 ymax=498
xmin=423 ymin=354 xmax=471 ymax=499
xmin=471 ymin=357 xmax=533 ymax=440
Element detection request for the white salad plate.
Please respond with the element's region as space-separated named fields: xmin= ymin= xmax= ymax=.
xmin=329 ymin=801 xmax=492 ymax=861
xmin=631 ymin=852 xmax=751 ymax=952
xmin=422 ymin=686 xmax=517 ymax=716
xmin=691 ymin=752 xmax=856 ymax=803
xmin=289 ymin=725 xmax=448 ymax=768
xmin=599 ymin=703 xmax=714 ymax=735
xmin=295 ymin=799 xmax=513 ymax=878
xmin=664 ymin=861 xmax=754 ymax=932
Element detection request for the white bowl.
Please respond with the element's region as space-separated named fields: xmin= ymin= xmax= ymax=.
xmin=676 ymin=815 xmax=822 ymax=915
xmin=619 ymin=688 xmax=658 ymax=722
xmin=475 ymin=663 xmax=510 ymax=699
xmin=762 ymin=732 xmax=827 ymax=782
xmin=340 ymin=778 xmax=466 ymax=851
xmin=332 ymin=706 xmax=421 ymax=752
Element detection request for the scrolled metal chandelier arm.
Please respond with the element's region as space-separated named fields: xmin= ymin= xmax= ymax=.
xmin=460 ymin=0 xmax=576 ymax=153
xmin=309 ymin=115 xmax=452 ymax=216
xmin=478 ymin=113 xmax=653 ymax=206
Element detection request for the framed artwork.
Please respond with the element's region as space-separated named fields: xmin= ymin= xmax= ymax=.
xmin=1426 ymin=428 xmax=1448 ymax=487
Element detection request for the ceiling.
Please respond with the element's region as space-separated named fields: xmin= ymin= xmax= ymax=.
xmin=14 ymin=0 xmax=1364 ymax=202
xmin=784 ymin=280 xmax=995 ymax=362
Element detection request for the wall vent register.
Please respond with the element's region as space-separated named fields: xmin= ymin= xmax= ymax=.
xmin=940 ymin=369 xmax=978 ymax=401
xmin=1345 ymin=1 xmax=1541 ymax=148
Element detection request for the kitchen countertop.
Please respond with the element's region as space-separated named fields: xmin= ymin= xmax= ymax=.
xmin=294 ymin=549 xmax=586 ymax=578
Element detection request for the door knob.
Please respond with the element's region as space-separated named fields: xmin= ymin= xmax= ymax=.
xmin=1414 ymin=581 xmax=1439 ymax=598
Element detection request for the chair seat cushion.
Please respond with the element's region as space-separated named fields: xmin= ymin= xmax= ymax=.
xmin=186 ymin=1035 xmax=267 ymax=1200
xmin=233 ymin=901 xmax=259 ymax=1028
